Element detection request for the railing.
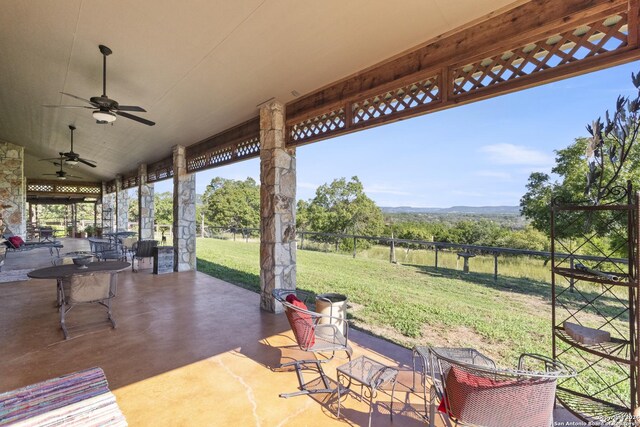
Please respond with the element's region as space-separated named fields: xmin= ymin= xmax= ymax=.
xmin=202 ymin=226 xmax=627 ymax=285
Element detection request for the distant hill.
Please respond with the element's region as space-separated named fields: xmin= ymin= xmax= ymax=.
xmin=381 ymin=205 xmax=521 ymax=215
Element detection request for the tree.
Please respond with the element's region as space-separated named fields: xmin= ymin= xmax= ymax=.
xmin=299 ymin=177 xmax=384 ymax=249
xmin=202 ymin=177 xmax=260 ymax=229
xmin=154 ymin=192 xmax=173 ymax=225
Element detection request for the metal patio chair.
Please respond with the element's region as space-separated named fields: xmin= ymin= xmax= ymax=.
xmin=428 ymin=347 xmax=576 ymax=427
xmin=273 ymin=288 xmax=353 ymax=398
xmin=88 ymin=238 xmax=125 ymax=261
xmin=58 ymin=272 xmax=118 ymax=339
xmin=130 ymin=239 xmax=158 ymax=272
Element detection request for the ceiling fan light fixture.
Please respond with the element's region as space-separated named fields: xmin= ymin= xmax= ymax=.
xmin=65 ymin=159 xmax=78 ymax=166
xmin=57 ymin=175 xmax=67 ymax=180
xmin=93 ymin=110 xmax=116 ymax=123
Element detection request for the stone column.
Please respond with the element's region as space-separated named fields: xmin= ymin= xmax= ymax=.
xmin=101 ymin=182 xmax=115 ymax=233
xmin=0 ymin=142 xmax=25 ymax=237
xmin=115 ymin=175 xmax=129 ymax=231
xmin=259 ymin=100 xmax=297 ymax=313
xmin=138 ymin=164 xmax=155 ymax=240
xmin=172 ymin=145 xmax=196 ymax=271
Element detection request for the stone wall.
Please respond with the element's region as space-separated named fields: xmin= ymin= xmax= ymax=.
xmin=138 ymin=164 xmax=154 ymax=240
xmin=172 ymin=145 xmax=196 ymax=271
xmin=259 ymin=100 xmax=297 ymax=313
xmin=0 ymin=142 xmax=25 ymax=237
xmin=102 ymin=189 xmax=115 ymax=232
xmin=115 ymin=176 xmax=129 ymax=231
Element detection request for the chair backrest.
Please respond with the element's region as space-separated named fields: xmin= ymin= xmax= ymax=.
xmin=431 ymin=348 xmax=575 ymax=427
xmin=61 ymin=273 xmax=115 ymax=304
xmin=133 ymin=239 xmax=158 ymax=258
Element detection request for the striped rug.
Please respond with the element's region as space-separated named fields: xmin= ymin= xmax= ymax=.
xmin=0 ymin=367 xmax=127 ymax=426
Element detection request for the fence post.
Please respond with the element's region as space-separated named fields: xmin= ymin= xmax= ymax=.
xmin=390 ymin=234 xmax=397 ymax=264
xmin=569 ymin=256 xmax=575 ymax=293
xmin=232 ymin=227 xmax=236 ymax=241
xmin=494 ymin=252 xmax=498 ymax=281
xmin=353 ymin=236 xmax=357 ymax=258
xmin=435 ymin=246 xmax=439 ymax=269
xmin=245 ymin=228 xmax=249 ymax=243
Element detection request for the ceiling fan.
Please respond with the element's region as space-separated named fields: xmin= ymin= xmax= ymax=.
xmin=44 ymin=45 xmax=155 ymax=126
xmin=41 ymin=125 xmax=96 ymax=168
xmin=43 ymin=154 xmax=82 ymax=180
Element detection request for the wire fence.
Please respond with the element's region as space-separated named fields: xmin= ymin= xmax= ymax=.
xmin=202 ymin=225 xmax=626 ymax=285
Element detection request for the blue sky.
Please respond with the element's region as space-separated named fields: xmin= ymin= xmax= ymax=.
xmin=155 ymin=61 xmax=640 ymax=207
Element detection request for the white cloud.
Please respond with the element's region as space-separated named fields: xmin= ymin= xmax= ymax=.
xmin=479 ymin=143 xmax=553 ymax=166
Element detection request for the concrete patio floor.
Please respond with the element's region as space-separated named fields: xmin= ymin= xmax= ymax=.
xmin=0 ymin=238 xmax=583 ymax=426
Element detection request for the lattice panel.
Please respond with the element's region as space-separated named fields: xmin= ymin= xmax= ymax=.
xmin=27 ymin=184 xmax=54 ymax=192
xmin=77 ymin=186 xmax=101 ymax=194
xmin=187 ymin=146 xmax=233 ymax=173
xmin=452 ymin=13 xmax=628 ymax=96
xmin=147 ymin=157 xmax=174 ymax=183
xmin=236 ymin=137 xmax=260 ymax=159
xmin=289 ymin=107 xmax=346 ymax=144
xmin=105 ymin=181 xmax=117 ymax=194
xmin=121 ymin=175 xmax=139 ymax=190
xmin=352 ymin=76 xmax=441 ymax=124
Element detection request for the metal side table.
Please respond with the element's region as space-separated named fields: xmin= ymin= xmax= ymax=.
xmin=336 ymin=355 xmax=398 ymax=427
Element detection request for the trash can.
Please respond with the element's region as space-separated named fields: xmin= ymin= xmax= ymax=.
xmin=316 ymin=293 xmax=348 ymax=333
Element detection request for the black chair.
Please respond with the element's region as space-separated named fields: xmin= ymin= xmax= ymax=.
xmin=131 ymin=239 xmax=158 ymax=272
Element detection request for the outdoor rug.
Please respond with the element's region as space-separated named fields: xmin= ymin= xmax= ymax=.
xmin=0 ymin=367 xmax=127 ymax=426
xmin=0 ymin=269 xmax=32 ymax=283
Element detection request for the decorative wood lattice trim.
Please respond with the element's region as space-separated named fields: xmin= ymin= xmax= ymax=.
xmin=121 ymin=171 xmax=140 ymax=190
xmin=147 ymin=157 xmax=174 ymax=184
xmin=352 ymin=75 xmax=441 ymax=127
xmin=451 ymin=13 xmax=629 ymax=97
xmin=104 ymin=180 xmax=117 ymax=194
xmin=289 ymin=107 xmax=346 ymax=144
xmin=186 ymin=117 xmax=260 ymax=173
xmin=27 ymin=179 xmax=102 ymax=197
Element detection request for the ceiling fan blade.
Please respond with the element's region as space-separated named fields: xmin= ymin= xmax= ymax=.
xmin=116 ymin=105 xmax=146 ymax=112
xmin=115 ymin=111 xmax=155 ymax=126
xmin=77 ymin=158 xmax=97 ymax=167
xmin=40 ymin=157 xmax=63 ymax=162
xmin=66 ymin=175 xmax=82 ymax=179
xmin=42 ymin=105 xmax=93 ymax=109
xmin=60 ymin=92 xmax=97 ymax=106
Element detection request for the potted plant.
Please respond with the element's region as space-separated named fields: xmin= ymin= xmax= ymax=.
xmin=84 ymin=225 xmax=94 ymax=238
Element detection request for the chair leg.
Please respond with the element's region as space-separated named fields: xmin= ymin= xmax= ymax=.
xmin=60 ymin=304 xmax=69 ymax=340
xmin=278 ymin=359 xmax=336 ymax=398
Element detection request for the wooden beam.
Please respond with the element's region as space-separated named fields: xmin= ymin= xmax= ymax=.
xmin=286 ymin=0 xmax=626 ymax=124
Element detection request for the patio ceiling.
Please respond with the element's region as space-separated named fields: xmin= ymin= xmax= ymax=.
xmin=1 ymin=0 xmax=522 ymax=182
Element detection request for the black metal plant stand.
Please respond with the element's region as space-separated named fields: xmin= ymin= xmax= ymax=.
xmin=551 ymin=182 xmax=639 ymax=425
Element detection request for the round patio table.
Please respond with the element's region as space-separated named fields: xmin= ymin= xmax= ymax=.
xmin=28 ymin=261 xmax=130 ymax=279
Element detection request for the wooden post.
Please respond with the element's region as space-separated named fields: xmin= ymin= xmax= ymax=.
xmin=435 ymin=246 xmax=439 ymax=269
xmin=245 ymin=228 xmax=249 ymax=243
xmin=569 ymin=256 xmax=575 ymax=293
xmin=494 ymin=253 xmax=499 ymax=281
xmin=233 ymin=227 xmax=236 ymax=241
xmin=389 ymin=233 xmax=397 ymax=264
xmin=353 ymin=236 xmax=357 ymax=258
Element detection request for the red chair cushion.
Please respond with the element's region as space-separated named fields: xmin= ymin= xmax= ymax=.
xmin=284 ymin=294 xmax=315 ymax=348
xmin=8 ymin=236 xmax=24 ymax=249
xmin=441 ymin=365 xmax=555 ymax=427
